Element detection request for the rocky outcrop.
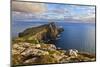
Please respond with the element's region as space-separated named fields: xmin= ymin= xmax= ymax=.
xmin=16 ymin=22 xmax=63 ymax=42
xmin=12 ymin=22 xmax=95 ymax=66
xmin=12 ymin=42 xmax=96 ymax=66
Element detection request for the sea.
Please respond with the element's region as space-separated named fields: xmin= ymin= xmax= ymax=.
xmin=12 ymin=21 xmax=96 ymax=54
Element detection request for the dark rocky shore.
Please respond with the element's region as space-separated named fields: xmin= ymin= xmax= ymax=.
xmin=12 ymin=22 xmax=96 ymax=66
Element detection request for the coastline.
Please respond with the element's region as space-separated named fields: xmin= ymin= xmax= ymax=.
xmin=12 ymin=22 xmax=96 ymax=66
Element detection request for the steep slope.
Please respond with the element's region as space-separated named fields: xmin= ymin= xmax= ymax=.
xmin=15 ymin=22 xmax=64 ymax=42
xmin=12 ymin=22 xmax=95 ymax=66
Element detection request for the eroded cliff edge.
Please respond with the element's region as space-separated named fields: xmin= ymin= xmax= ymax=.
xmin=13 ymin=22 xmax=63 ymax=43
xmin=12 ymin=22 xmax=95 ymax=66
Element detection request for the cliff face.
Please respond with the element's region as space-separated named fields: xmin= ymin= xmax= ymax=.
xmin=12 ymin=22 xmax=96 ymax=66
xmin=12 ymin=42 xmax=96 ymax=65
xmin=17 ymin=22 xmax=63 ymax=42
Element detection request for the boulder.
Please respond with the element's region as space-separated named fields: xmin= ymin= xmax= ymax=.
xmin=69 ymin=49 xmax=78 ymax=57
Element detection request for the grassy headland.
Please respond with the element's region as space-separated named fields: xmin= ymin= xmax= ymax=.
xmin=12 ymin=22 xmax=95 ymax=66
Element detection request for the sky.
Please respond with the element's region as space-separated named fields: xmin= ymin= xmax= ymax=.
xmin=12 ymin=1 xmax=96 ymax=23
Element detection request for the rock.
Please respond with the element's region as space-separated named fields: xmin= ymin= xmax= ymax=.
xmin=58 ymin=27 xmax=64 ymax=33
xmin=47 ymin=44 xmax=57 ymax=50
xmin=38 ymin=55 xmax=58 ymax=64
xmin=12 ymin=42 xmax=96 ymax=65
xmin=11 ymin=20 xmax=96 ymax=65
xmin=35 ymin=44 xmax=41 ymax=48
xmin=12 ymin=43 xmax=26 ymax=53
xmin=41 ymin=44 xmax=56 ymax=50
xmin=69 ymin=49 xmax=78 ymax=57
xmin=59 ymin=56 xmax=69 ymax=63
xmin=23 ymin=57 xmax=39 ymax=64
xmin=12 ymin=49 xmax=20 ymax=55
xmin=17 ymin=22 xmax=64 ymax=42
xmin=19 ymin=42 xmax=31 ymax=48
xmin=21 ymin=48 xmax=49 ymax=57
xmin=13 ymin=44 xmax=19 ymax=49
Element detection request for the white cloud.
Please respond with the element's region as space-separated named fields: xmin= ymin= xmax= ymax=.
xmin=12 ymin=1 xmax=46 ymax=14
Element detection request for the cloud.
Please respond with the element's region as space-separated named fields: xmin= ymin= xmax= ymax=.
xmin=81 ymin=14 xmax=95 ymax=22
xmin=12 ymin=1 xmax=95 ymax=23
xmin=71 ymin=13 xmax=95 ymax=22
xmin=12 ymin=1 xmax=46 ymax=14
xmin=70 ymin=6 xmax=95 ymax=22
xmin=12 ymin=11 xmax=41 ymax=21
xmin=49 ymin=7 xmax=69 ymax=14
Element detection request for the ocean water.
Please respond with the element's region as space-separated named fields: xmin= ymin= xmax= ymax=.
xmin=54 ymin=23 xmax=95 ymax=54
xmin=12 ymin=21 xmax=96 ymax=54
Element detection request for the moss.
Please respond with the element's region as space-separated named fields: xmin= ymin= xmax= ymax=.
xmin=24 ymin=40 xmax=39 ymax=44
xmin=12 ymin=39 xmax=23 ymax=44
xmin=48 ymin=50 xmax=61 ymax=55
xmin=58 ymin=50 xmax=66 ymax=54
xmin=12 ymin=54 xmax=24 ymax=65
xmin=35 ymin=55 xmax=57 ymax=64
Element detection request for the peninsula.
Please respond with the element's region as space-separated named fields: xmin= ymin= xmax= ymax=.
xmin=12 ymin=22 xmax=95 ymax=66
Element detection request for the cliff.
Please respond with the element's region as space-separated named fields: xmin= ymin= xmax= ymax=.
xmin=12 ymin=42 xmax=95 ymax=66
xmin=15 ymin=22 xmax=63 ymax=43
xmin=12 ymin=22 xmax=95 ymax=66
